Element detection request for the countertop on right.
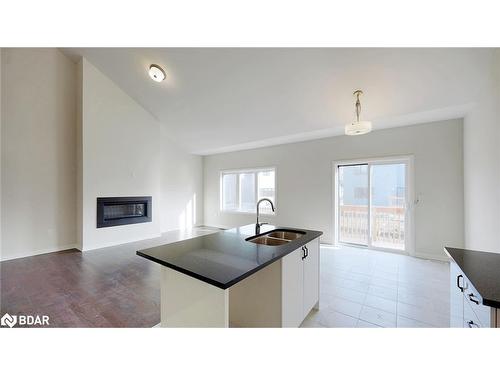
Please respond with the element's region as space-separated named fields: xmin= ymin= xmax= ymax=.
xmin=445 ymin=247 xmax=500 ymax=309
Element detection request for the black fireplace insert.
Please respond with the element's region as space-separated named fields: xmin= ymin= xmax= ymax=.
xmin=97 ymin=196 xmax=152 ymax=228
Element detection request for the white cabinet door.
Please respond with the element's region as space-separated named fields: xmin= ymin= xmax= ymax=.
xmin=464 ymin=281 xmax=493 ymax=327
xmin=303 ymin=238 xmax=320 ymax=317
xmin=281 ymin=246 xmax=304 ymax=327
xmin=450 ymin=261 xmax=464 ymax=327
xmin=463 ymin=294 xmax=482 ymax=328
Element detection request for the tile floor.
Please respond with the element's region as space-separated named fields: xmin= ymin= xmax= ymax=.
xmin=300 ymin=245 xmax=450 ymax=328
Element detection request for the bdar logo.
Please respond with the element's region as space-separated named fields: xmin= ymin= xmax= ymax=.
xmin=1 ymin=313 xmax=17 ymax=328
xmin=1 ymin=313 xmax=49 ymax=327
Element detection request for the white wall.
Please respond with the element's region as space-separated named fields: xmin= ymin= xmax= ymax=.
xmin=463 ymin=51 xmax=500 ymax=253
xmin=1 ymin=48 xmax=77 ymax=260
xmin=159 ymin=127 xmax=203 ymax=233
xmin=79 ymin=58 xmax=161 ymax=250
xmin=76 ymin=58 xmax=83 ymax=251
xmin=1 ymin=51 xmax=204 ymax=259
xmin=79 ymin=58 xmax=203 ymax=251
xmin=204 ymin=120 xmax=464 ymax=260
xmin=3 ymin=48 xmax=494 ymax=260
xmin=0 ymin=48 xmax=3 ymax=256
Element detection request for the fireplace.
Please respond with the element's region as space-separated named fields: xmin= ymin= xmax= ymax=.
xmin=96 ymin=196 xmax=152 ymax=228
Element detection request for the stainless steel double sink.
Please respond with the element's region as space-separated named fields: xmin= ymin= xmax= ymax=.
xmin=246 ymin=230 xmax=305 ymax=246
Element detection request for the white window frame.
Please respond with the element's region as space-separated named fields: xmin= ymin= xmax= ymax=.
xmin=219 ymin=167 xmax=277 ymax=215
xmin=332 ymin=155 xmax=415 ymax=256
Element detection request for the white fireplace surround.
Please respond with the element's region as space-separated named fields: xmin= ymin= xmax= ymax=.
xmin=76 ymin=58 xmax=203 ymax=251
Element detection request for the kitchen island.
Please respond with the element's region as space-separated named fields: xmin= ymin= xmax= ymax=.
xmin=137 ymin=224 xmax=322 ymax=327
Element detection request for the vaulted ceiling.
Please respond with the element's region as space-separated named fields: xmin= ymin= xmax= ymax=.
xmin=63 ymin=48 xmax=496 ymax=154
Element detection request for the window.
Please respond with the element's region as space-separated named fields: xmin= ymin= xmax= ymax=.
xmin=220 ymin=168 xmax=276 ymax=214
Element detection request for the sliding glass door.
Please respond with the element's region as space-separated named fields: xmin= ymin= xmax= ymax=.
xmin=338 ymin=164 xmax=369 ymax=246
xmin=370 ymin=163 xmax=406 ymax=250
xmin=337 ymin=159 xmax=408 ymax=252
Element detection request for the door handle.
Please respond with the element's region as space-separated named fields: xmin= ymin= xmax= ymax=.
xmin=468 ymin=293 xmax=480 ymax=305
xmin=467 ymin=320 xmax=479 ymax=328
xmin=304 ymin=245 xmax=309 ymax=259
xmin=301 ymin=246 xmax=306 ymax=260
xmin=457 ymin=275 xmax=464 ymax=292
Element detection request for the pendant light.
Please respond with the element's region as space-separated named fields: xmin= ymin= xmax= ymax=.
xmin=345 ymin=90 xmax=372 ymax=136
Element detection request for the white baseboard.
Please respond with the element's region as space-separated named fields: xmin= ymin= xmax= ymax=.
xmin=81 ymin=234 xmax=162 ymax=252
xmin=203 ymin=223 xmax=231 ymax=230
xmin=414 ymin=251 xmax=450 ymax=262
xmin=0 ymin=243 xmax=78 ymax=262
xmin=326 ymin=243 xmax=450 ymax=263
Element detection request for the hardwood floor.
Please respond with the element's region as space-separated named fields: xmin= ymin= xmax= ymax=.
xmin=0 ymin=227 xmax=220 ymax=328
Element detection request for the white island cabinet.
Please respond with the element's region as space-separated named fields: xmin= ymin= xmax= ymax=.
xmin=282 ymin=238 xmax=320 ymax=327
xmin=229 ymin=237 xmax=320 ymax=328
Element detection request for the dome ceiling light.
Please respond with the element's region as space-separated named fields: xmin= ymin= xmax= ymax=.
xmin=345 ymin=90 xmax=372 ymax=136
xmin=148 ymin=64 xmax=166 ymax=82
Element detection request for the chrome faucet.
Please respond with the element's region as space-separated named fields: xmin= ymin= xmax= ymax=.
xmin=256 ymin=198 xmax=275 ymax=233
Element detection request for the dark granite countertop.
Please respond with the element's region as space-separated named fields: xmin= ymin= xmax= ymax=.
xmin=445 ymin=247 xmax=500 ymax=309
xmin=137 ymin=224 xmax=322 ymax=289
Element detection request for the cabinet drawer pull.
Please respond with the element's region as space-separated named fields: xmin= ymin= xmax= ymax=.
xmin=468 ymin=293 xmax=480 ymax=305
xmin=304 ymin=245 xmax=309 ymax=259
xmin=456 ymin=275 xmax=464 ymax=292
xmin=467 ymin=320 xmax=479 ymax=328
xmin=301 ymin=247 xmax=306 ymax=260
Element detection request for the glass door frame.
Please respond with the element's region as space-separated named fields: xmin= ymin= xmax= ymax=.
xmin=332 ymin=155 xmax=415 ymax=256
